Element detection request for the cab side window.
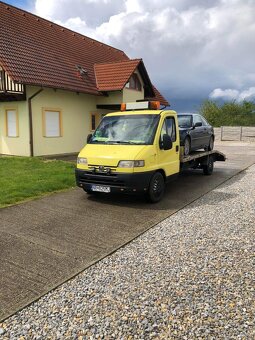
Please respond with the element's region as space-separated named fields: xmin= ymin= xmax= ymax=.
xmin=160 ymin=121 xmax=167 ymax=141
xmin=160 ymin=117 xmax=176 ymax=145
xmin=166 ymin=117 xmax=176 ymax=142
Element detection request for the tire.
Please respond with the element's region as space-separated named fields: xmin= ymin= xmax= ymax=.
xmin=146 ymin=172 xmax=165 ymax=203
xmin=83 ymin=188 xmax=95 ymax=195
xmin=205 ymin=136 xmax=214 ymax=151
xmin=203 ymin=156 xmax=214 ymax=175
xmin=183 ymin=137 xmax=191 ymax=156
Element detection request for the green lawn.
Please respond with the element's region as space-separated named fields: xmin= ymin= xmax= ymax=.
xmin=0 ymin=156 xmax=76 ymax=208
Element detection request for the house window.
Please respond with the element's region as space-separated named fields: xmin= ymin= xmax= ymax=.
xmin=91 ymin=114 xmax=96 ymax=130
xmin=126 ymin=74 xmax=142 ymax=91
xmin=43 ymin=109 xmax=62 ymax=137
xmin=6 ymin=109 xmax=19 ymax=137
xmin=90 ymin=112 xmax=102 ymax=131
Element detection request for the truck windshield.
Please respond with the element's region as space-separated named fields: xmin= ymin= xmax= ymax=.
xmin=178 ymin=115 xmax=192 ymax=128
xmin=89 ymin=114 xmax=160 ymax=145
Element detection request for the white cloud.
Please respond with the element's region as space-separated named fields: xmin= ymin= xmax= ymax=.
xmin=35 ymin=0 xmax=125 ymax=27
xmin=125 ymin=0 xmax=142 ymax=13
xmin=210 ymin=87 xmax=255 ymax=101
xmin=33 ymin=0 xmax=255 ymax=110
xmin=239 ymin=87 xmax=255 ymax=101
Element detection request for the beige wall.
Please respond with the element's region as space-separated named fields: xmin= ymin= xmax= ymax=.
xmin=0 ymin=68 xmax=146 ymax=156
xmin=96 ymin=91 xmax=123 ymax=105
xmin=0 ymin=100 xmax=30 ymax=156
xmin=27 ymin=86 xmax=97 ymax=156
xmin=123 ymin=71 xmax=145 ymax=103
xmin=96 ymin=69 xmax=145 ymax=105
xmin=123 ymin=87 xmax=144 ymax=102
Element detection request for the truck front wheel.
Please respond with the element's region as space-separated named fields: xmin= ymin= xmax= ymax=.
xmin=146 ymin=172 xmax=165 ymax=203
xmin=83 ymin=188 xmax=96 ymax=195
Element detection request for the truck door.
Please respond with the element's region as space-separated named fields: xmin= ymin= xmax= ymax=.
xmin=157 ymin=116 xmax=180 ymax=176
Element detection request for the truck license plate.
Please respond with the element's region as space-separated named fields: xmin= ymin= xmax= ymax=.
xmin=91 ymin=185 xmax=111 ymax=193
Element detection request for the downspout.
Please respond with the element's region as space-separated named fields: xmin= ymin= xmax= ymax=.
xmin=28 ymin=88 xmax=43 ymax=157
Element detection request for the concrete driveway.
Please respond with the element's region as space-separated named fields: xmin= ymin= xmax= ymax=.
xmin=0 ymin=141 xmax=255 ymax=321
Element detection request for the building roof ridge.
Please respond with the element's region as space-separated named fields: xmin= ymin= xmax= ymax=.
xmin=94 ymin=59 xmax=142 ymax=66
xmin=0 ymin=0 xmax=127 ymax=57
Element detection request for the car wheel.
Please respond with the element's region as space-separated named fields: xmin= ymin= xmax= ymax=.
xmin=205 ymin=136 xmax=214 ymax=151
xmin=146 ymin=172 xmax=165 ymax=203
xmin=184 ymin=137 xmax=191 ymax=156
xmin=203 ymin=156 xmax=214 ymax=175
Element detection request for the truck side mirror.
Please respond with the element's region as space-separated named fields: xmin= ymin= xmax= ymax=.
xmin=87 ymin=133 xmax=92 ymax=143
xmin=162 ymin=134 xmax=173 ymax=150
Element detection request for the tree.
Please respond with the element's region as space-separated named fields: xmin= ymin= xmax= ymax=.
xmin=199 ymin=100 xmax=255 ymax=126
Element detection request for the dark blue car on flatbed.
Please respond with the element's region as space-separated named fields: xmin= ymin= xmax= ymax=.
xmin=177 ymin=113 xmax=214 ymax=156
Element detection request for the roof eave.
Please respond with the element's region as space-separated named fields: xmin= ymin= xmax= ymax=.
xmin=21 ymin=82 xmax=103 ymax=96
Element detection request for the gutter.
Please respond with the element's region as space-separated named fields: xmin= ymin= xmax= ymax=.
xmin=28 ymin=88 xmax=43 ymax=157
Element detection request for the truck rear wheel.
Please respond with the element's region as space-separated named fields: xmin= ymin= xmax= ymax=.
xmin=203 ymin=156 xmax=214 ymax=175
xmin=146 ymin=172 xmax=165 ymax=203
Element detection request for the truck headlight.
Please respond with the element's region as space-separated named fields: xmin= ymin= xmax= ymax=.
xmin=77 ymin=157 xmax=88 ymax=165
xmin=118 ymin=160 xmax=145 ymax=168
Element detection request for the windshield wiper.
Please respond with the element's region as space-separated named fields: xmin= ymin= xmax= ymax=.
xmin=90 ymin=139 xmax=102 ymax=143
xmin=106 ymin=140 xmax=139 ymax=144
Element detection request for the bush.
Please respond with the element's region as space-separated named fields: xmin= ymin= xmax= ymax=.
xmin=199 ymin=100 xmax=255 ymax=126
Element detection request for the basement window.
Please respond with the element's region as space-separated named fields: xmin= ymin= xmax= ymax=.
xmin=6 ymin=109 xmax=19 ymax=137
xmin=125 ymin=74 xmax=142 ymax=91
xmin=43 ymin=109 xmax=62 ymax=137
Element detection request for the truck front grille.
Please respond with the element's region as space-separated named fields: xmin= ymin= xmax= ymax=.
xmin=78 ymin=171 xmax=125 ymax=187
xmin=88 ymin=164 xmax=117 ymax=172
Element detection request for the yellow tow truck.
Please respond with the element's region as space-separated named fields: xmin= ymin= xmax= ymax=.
xmin=75 ymin=101 xmax=226 ymax=202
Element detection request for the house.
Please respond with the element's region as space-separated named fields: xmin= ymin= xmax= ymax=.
xmin=0 ymin=1 xmax=169 ymax=157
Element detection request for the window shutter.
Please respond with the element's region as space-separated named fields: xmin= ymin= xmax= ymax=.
xmin=44 ymin=111 xmax=61 ymax=137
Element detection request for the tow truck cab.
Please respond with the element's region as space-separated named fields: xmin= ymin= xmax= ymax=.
xmin=75 ymin=101 xmax=180 ymax=202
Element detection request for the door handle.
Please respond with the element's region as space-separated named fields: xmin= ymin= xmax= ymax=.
xmin=176 ymin=145 xmax=179 ymax=152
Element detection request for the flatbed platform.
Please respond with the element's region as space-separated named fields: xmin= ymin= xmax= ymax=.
xmin=179 ymin=150 xmax=226 ymax=176
xmin=180 ymin=150 xmax=226 ymax=163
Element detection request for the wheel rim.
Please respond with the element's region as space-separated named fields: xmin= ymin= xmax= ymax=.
xmin=152 ymin=175 xmax=164 ymax=198
xmin=209 ymin=160 xmax=213 ymax=170
xmin=210 ymin=138 xmax=214 ymax=150
xmin=184 ymin=139 xmax=190 ymax=155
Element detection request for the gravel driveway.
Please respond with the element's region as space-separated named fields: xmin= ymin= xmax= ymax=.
xmin=1 ymin=164 xmax=254 ymax=339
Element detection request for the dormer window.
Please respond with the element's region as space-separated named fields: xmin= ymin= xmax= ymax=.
xmin=126 ymin=73 xmax=142 ymax=91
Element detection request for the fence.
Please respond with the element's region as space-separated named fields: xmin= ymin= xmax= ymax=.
xmin=214 ymin=126 xmax=255 ymax=141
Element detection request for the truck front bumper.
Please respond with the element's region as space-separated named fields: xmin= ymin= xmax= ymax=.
xmin=75 ymin=168 xmax=154 ymax=193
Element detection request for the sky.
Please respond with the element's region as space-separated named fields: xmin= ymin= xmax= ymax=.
xmin=3 ymin=0 xmax=255 ymax=112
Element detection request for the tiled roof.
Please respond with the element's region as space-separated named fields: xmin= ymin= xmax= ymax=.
xmin=95 ymin=59 xmax=141 ymax=91
xmin=0 ymin=1 xmax=127 ymax=95
xmin=0 ymin=1 xmax=169 ymax=105
xmin=147 ymin=85 xmax=169 ymax=107
xmin=95 ymin=60 xmax=169 ymax=106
